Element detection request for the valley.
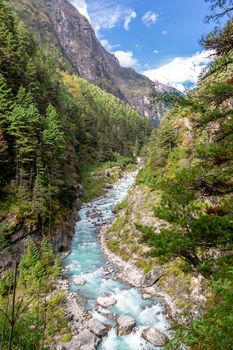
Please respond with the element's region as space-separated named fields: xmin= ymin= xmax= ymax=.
xmin=61 ymin=171 xmax=169 ymax=350
xmin=0 ymin=0 xmax=233 ymax=349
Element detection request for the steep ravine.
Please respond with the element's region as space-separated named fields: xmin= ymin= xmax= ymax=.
xmin=60 ymin=171 xmax=170 ymax=350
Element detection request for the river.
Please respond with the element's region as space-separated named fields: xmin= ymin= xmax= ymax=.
xmin=64 ymin=171 xmax=169 ymax=349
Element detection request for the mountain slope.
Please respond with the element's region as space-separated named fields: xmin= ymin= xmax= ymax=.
xmin=0 ymin=0 xmax=151 ymax=271
xmin=11 ymin=0 xmax=173 ymax=122
xmin=105 ymin=21 xmax=233 ymax=349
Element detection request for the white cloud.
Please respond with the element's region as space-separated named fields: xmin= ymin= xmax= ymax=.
xmin=124 ymin=10 xmax=137 ymax=30
xmin=142 ymin=11 xmax=158 ymax=27
xmin=70 ymin=0 xmax=90 ymax=21
xmin=143 ymin=51 xmax=213 ymax=92
xmin=88 ymin=1 xmax=136 ymax=33
xmin=153 ymin=49 xmax=159 ymax=54
xmin=92 ymin=7 xmax=122 ymax=32
xmin=162 ymin=30 xmax=167 ymax=35
xmin=100 ymin=39 xmax=121 ymax=51
xmin=114 ymin=50 xmax=138 ymax=67
xmin=100 ymin=39 xmax=111 ymax=50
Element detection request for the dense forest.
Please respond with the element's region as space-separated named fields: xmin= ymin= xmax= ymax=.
xmin=0 ymin=0 xmax=151 ymax=244
xmin=0 ymin=0 xmax=151 ymax=348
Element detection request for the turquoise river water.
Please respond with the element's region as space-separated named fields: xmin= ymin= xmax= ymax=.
xmin=64 ymin=171 xmax=169 ymax=349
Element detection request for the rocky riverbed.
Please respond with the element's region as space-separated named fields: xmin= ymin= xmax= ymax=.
xmin=57 ymin=171 xmax=171 ymax=350
xmin=100 ymin=230 xmax=178 ymax=321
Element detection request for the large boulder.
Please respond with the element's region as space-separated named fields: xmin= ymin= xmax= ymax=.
xmin=73 ymin=276 xmax=86 ymax=285
xmin=97 ymin=296 xmax=117 ymax=308
xmin=117 ymin=315 xmax=136 ymax=336
xmin=88 ymin=318 xmax=111 ymax=336
xmin=140 ymin=268 xmax=163 ymax=287
xmin=73 ymin=329 xmax=101 ymax=350
xmin=142 ymin=328 xmax=168 ymax=347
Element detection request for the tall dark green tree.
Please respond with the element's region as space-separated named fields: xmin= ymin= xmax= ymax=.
xmin=0 ymin=73 xmax=14 ymax=127
xmin=8 ymin=87 xmax=41 ymax=199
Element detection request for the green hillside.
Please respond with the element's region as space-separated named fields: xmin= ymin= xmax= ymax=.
xmin=0 ymin=0 xmax=151 ymax=240
xmin=0 ymin=0 xmax=152 ymax=347
xmin=106 ymin=17 xmax=233 ymax=350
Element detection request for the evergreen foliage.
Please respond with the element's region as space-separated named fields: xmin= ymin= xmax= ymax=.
xmin=0 ymin=4 xmax=151 ymax=346
xmin=0 ymin=0 xmax=151 ymax=242
xmin=137 ymin=11 xmax=233 ymax=349
xmin=0 ymin=241 xmax=66 ymax=350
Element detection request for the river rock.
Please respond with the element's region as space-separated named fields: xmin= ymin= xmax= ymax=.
xmin=111 ymin=205 xmax=117 ymax=213
xmin=101 ymin=267 xmax=114 ymax=276
xmin=142 ymin=293 xmax=152 ymax=299
xmin=73 ymin=329 xmax=101 ymax=350
xmin=105 ymin=312 xmax=117 ymax=323
xmin=117 ymin=315 xmax=136 ymax=336
xmin=142 ymin=328 xmax=168 ymax=347
xmin=56 ymin=345 xmax=67 ymax=350
xmin=73 ymin=276 xmax=86 ymax=285
xmin=96 ymin=307 xmax=117 ymax=323
xmin=140 ymin=268 xmax=163 ymax=287
xmin=88 ymin=318 xmax=111 ymax=336
xmin=97 ymin=296 xmax=117 ymax=308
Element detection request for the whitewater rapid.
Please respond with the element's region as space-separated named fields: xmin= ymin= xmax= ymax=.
xmin=64 ymin=171 xmax=169 ymax=349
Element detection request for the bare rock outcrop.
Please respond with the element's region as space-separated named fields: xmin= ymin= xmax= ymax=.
xmin=140 ymin=267 xmax=163 ymax=287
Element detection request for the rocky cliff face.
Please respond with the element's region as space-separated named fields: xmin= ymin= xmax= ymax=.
xmin=43 ymin=0 xmax=127 ymax=100
xmin=11 ymin=0 xmax=174 ymax=123
xmin=0 ymin=200 xmax=81 ymax=273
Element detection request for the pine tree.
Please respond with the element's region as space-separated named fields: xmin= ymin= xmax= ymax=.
xmin=26 ymin=58 xmax=40 ymax=97
xmin=0 ymin=73 xmax=14 ymax=196
xmin=15 ymin=86 xmax=33 ymax=107
xmin=42 ymin=104 xmax=64 ymax=156
xmin=31 ymin=157 xmax=47 ymax=224
xmin=8 ymin=87 xmax=41 ymax=198
xmin=16 ymin=21 xmax=35 ymax=60
xmin=19 ymin=242 xmax=40 ymax=271
xmin=0 ymin=73 xmax=14 ymax=127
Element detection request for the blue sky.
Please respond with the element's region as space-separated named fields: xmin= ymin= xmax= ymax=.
xmin=70 ymin=0 xmax=220 ymax=90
